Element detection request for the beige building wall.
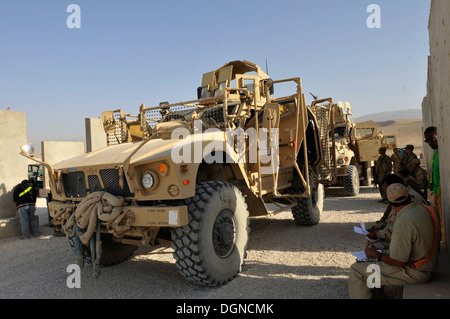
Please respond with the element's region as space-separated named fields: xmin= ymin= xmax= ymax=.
xmin=0 ymin=110 xmax=29 ymax=219
xmin=85 ymin=117 xmax=107 ymax=153
xmin=423 ymin=0 xmax=450 ymax=251
xmin=41 ymin=141 xmax=85 ymax=190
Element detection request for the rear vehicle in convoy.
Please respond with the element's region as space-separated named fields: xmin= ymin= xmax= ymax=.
xmin=310 ymin=97 xmax=396 ymax=196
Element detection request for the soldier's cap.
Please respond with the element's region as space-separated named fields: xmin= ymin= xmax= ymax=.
xmin=405 ymin=144 xmax=414 ymax=150
xmin=379 ymin=147 xmax=386 ymax=152
xmin=387 ymin=183 xmax=411 ymax=207
xmin=412 ymin=159 xmax=420 ymax=164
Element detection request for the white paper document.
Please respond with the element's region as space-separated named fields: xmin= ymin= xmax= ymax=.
xmin=351 ymin=250 xmax=368 ymax=261
xmin=353 ymin=221 xmax=369 ymax=235
xmin=351 ymin=249 xmax=381 ymax=261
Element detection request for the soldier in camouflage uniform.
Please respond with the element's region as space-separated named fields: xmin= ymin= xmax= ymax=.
xmin=410 ymin=158 xmax=428 ymax=200
xmin=374 ymin=147 xmax=392 ymax=202
xmin=390 ymin=147 xmax=403 ymax=175
xmin=401 ymin=144 xmax=418 ymax=171
xmin=398 ymin=168 xmax=424 ymax=198
xmin=348 ymin=183 xmax=440 ymax=299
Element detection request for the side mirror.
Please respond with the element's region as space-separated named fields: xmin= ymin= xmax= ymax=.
xmin=20 ymin=144 xmax=35 ymax=157
xmin=19 ymin=144 xmax=57 ymax=192
xmin=269 ymin=79 xmax=274 ymax=95
xmin=264 ymin=79 xmax=274 ymax=95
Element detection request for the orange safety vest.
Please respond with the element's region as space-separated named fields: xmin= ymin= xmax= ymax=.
xmin=408 ymin=205 xmax=439 ymax=269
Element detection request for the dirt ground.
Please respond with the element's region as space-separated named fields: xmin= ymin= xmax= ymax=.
xmin=0 ymin=186 xmax=400 ymax=300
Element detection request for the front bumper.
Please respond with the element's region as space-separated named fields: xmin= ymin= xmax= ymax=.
xmin=48 ymin=201 xmax=189 ymax=228
xmin=335 ymin=167 xmax=349 ymax=177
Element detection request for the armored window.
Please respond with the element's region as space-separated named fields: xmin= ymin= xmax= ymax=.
xmin=243 ymin=79 xmax=255 ymax=93
xmin=279 ymin=101 xmax=296 ymax=115
xmin=199 ymin=86 xmax=211 ymax=99
xmin=386 ymin=136 xmax=396 ymax=144
xmin=355 ymin=127 xmax=375 ymax=139
xmin=214 ymin=81 xmax=227 ymax=97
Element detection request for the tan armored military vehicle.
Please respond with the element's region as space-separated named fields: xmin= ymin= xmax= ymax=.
xmin=310 ymin=97 xmax=396 ymax=196
xmin=20 ymin=60 xmax=324 ymax=286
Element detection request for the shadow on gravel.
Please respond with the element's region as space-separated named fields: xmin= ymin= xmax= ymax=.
xmin=242 ymin=261 xmax=349 ymax=277
xmin=324 ymin=185 xmax=380 ymax=197
xmin=247 ymin=220 xmax=370 ymax=254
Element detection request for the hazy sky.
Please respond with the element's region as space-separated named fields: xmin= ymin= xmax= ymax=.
xmin=0 ymin=0 xmax=431 ymax=149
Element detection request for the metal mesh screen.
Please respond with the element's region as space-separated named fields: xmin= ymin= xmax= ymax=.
xmin=313 ymin=107 xmax=332 ymax=180
xmin=200 ymin=107 xmax=225 ymax=126
xmin=88 ymin=174 xmax=103 ymax=193
xmin=107 ymin=112 xmax=126 ymax=145
xmin=62 ymin=170 xmax=134 ymax=198
xmin=62 ymin=172 xmax=87 ymax=198
xmin=99 ymin=169 xmax=134 ymax=197
xmin=145 ymin=105 xmax=198 ymax=128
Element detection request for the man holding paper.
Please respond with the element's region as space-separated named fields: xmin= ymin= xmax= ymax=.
xmin=348 ymin=183 xmax=440 ymax=299
xmin=366 ymin=174 xmax=427 ymax=253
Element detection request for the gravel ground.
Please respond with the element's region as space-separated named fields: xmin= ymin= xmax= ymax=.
xmin=0 ymin=186 xmax=394 ymax=300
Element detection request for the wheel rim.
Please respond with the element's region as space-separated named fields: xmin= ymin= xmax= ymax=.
xmin=212 ymin=210 xmax=236 ymax=258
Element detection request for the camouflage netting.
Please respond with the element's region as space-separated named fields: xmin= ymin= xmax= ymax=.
xmin=53 ymin=191 xmax=134 ymax=245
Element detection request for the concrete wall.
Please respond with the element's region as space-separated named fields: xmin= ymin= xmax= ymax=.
xmin=423 ymin=0 xmax=450 ymax=251
xmin=41 ymin=141 xmax=85 ymax=190
xmin=85 ymin=118 xmax=107 ymax=153
xmin=0 ymin=110 xmax=29 ymax=219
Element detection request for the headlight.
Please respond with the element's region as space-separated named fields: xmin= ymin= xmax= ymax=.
xmin=141 ymin=172 xmax=155 ymax=189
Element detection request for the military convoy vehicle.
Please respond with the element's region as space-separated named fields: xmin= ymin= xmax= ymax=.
xmin=20 ymin=60 xmax=324 ymax=286
xmin=27 ymin=164 xmax=43 ymax=189
xmin=310 ymin=97 xmax=396 ymax=196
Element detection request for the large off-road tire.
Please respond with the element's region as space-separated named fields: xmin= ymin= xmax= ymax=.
xmin=98 ymin=238 xmax=138 ymax=266
xmin=343 ymin=165 xmax=360 ymax=196
xmin=171 ymin=181 xmax=250 ymax=286
xmin=290 ymin=171 xmax=324 ymax=226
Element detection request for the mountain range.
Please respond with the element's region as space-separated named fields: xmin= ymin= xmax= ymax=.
xmin=354 ymin=108 xmax=422 ymax=122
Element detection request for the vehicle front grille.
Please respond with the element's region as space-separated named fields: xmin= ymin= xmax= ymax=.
xmin=88 ymin=174 xmax=102 ymax=193
xmin=62 ymin=169 xmax=134 ymax=198
xmin=62 ymin=171 xmax=87 ymax=198
xmin=99 ymin=169 xmax=134 ymax=197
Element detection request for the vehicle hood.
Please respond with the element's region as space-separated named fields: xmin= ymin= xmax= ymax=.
xmin=52 ymin=132 xmax=233 ymax=170
xmin=52 ymin=138 xmax=181 ymax=170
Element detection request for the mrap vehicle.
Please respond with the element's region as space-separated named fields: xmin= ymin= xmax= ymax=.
xmin=20 ymin=60 xmax=324 ymax=286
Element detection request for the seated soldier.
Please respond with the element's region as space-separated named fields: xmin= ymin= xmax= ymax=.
xmin=349 ymin=183 xmax=440 ymax=299
xmin=366 ymin=174 xmax=427 ymax=252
